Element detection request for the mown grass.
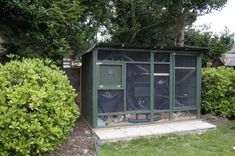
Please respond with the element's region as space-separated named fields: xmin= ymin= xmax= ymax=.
xmin=100 ymin=120 xmax=235 ymax=156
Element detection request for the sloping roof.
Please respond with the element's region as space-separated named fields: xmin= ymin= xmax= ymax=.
xmin=79 ymin=43 xmax=209 ymax=57
xmin=96 ymin=43 xmax=209 ymax=52
xmin=219 ymin=54 xmax=235 ymax=66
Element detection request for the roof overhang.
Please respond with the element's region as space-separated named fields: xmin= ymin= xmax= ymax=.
xmin=79 ymin=43 xmax=209 ymax=57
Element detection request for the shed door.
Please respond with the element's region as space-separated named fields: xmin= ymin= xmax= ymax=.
xmin=126 ymin=64 xmax=150 ymax=111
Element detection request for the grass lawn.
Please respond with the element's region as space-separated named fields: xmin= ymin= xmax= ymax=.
xmin=99 ymin=120 xmax=235 ymax=156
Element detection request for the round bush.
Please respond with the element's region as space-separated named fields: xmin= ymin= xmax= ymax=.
xmin=202 ymin=67 xmax=235 ymax=118
xmin=0 ymin=58 xmax=79 ymax=155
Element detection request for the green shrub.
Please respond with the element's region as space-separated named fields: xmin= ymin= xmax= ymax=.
xmin=202 ymin=67 xmax=235 ymax=118
xmin=0 ymin=58 xmax=79 ymax=155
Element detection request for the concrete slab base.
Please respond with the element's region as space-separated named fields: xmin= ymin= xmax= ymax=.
xmin=93 ymin=120 xmax=216 ymax=143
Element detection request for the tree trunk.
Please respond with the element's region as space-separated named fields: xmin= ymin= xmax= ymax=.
xmin=175 ymin=13 xmax=188 ymax=47
xmin=177 ymin=26 xmax=185 ymax=47
xmin=130 ymin=0 xmax=138 ymax=42
xmin=0 ymin=36 xmax=6 ymax=55
xmin=131 ymin=0 xmax=137 ymax=26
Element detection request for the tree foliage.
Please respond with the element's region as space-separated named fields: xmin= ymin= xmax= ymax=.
xmin=103 ymin=0 xmax=227 ymax=47
xmin=185 ymin=26 xmax=234 ymax=66
xmin=0 ymin=0 xmax=100 ymax=62
xmin=0 ymin=0 xmax=230 ymax=62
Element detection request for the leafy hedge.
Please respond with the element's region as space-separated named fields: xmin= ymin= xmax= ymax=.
xmin=202 ymin=67 xmax=235 ymax=118
xmin=0 ymin=58 xmax=79 ymax=155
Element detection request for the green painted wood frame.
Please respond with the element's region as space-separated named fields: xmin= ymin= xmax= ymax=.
xmin=92 ymin=48 xmax=202 ymax=128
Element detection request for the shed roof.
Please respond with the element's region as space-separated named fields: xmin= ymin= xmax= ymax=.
xmin=219 ymin=54 xmax=235 ymax=67
xmin=79 ymin=43 xmax=209 ymax=57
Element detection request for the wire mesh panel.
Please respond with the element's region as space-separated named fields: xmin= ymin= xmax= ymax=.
xmin=97 ymin=115 xmax=126 ymax=127
xmin=98 ymin=50 xmax=150 ymax=62
xmin=175 ymin=55 xmax=196 ymax=67
xmin=126 ymin=113 xmax=151 ymax=123
xmin=154 ymin=53 xmax=170 ymax=62
xmin=126 ymin=64 xmax=150 ymax=111
xmin=173 ymin=110 xmax=197 ymax=121
xmin=153 ymin=112 xmax=169 ymax=122
xmin=98 ymin=90 xmax=124 ymax=113
xmin=154 ymin=64 xmax=170 ymax=110
xmin=97 ymin=113 xmax=151 ymax=127
xmin=99 ymin=65 xmax=122 ymax=88
xmin=175 ymin=55 xmax=197 ymax=108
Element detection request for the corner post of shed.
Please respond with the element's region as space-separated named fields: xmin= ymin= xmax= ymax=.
xmin=169 ymin=52 xmax=175 ymax=121
xmin=150 ymin=51 xmax=154 ymax=122
xmin=196 ymin=54 xmax=202 ymax=119
xmin=93 ymin=49 xmax=98 ymax=128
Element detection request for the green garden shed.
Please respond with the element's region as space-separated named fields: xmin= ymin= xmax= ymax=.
xmin=81 ymin=44 xmax=208 ymax=128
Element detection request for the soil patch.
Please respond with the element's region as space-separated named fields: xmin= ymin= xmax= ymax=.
xmin=202 ymin=113 xmax=229 ymax=126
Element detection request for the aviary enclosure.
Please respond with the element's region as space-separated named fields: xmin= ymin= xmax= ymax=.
xmin=81 ymin=44 xmax=207 ymax=128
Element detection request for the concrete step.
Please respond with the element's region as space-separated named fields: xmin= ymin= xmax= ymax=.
xmin=93 ymin=120 xmax=216 ymax=143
